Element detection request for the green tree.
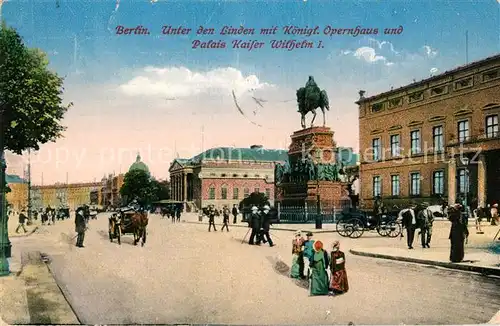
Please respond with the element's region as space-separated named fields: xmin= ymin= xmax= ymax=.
xmin=151 ymin=179 xmax=170 ymax=201
xmin=120 ymin=170 xmax=156 ymax=206
xmin=0 ymin=24 xmax=71 ymax=273
xmin=239 ymin=191 xmax=270 ymax=211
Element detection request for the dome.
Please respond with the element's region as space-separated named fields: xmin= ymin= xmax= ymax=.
xmin=129 ymin=153 xmax=150 ymax=174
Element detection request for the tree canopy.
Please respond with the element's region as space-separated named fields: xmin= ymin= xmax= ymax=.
xmin=120 ymin=170 xmax=169 ymax=206
xmin=239 ymin=191 xmax=270 ymax=210
xmin=0 ymin=23 xmax=71 ymax=154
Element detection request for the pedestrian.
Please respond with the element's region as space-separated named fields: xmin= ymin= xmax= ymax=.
xmin=232 ymin=204 xmax=238 ymax=224
xmin=491 ymin=203 xmax=499 ymax=226
xmin=221 ymin=206 xmax=230 ymax=232
xmin=248 ymin=206 xmax=261 ymax=244
xmin=474 ymin=207 xmax=484 ymax=234
xmin=417 ymin=202 xmax=434 ymax=248
xmin=400 ymin=205 xmax=417 ymax=249
xmin=75 ymin=207 xmax=86 ymax=248
xmin=329 ymin=240 xmax=349 ymax=295
xmin=208 ymin=206 xmax=217 ymax=232
xmin=303 ymin=232 xmax=314 ymax=277
xmin=309 ymin=240 xmax=329 ymax=296
xmin=290 ymin=230 xmax=305 ymax=279
xmin=176 ymin=206 xmax=181 ymax=222
xmin=449 ymin=204 xmax=466 ymax=262
xmin=16 ymin=209 xmax=28 ymax=233
xmin=486 ymin=204 xmax=492 ymax=223
xmin=259 ymin=205 xmax=274 ymax=246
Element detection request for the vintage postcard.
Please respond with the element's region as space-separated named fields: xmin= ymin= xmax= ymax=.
xmin=0 ymin=0 xmax=499 ymax=324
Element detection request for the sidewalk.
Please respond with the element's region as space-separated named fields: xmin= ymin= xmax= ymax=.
xmin=0 ymin=251 xmax=80 ymax=325
xmin=8 ymin=214 xmax=40 ymax=238
xmin=179 ymin=212 xmax=337 ymax=233
xmin=349 ymin=223 xmax=500 ymax=277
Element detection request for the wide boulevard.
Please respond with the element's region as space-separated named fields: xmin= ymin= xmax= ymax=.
xmin=10 ymin=213 xmax=500 ymax=325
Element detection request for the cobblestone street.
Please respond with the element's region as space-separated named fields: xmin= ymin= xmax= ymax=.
xmin=9 ymin=213 xmax=500 ymax=325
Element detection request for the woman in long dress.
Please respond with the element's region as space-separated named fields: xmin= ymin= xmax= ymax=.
xmin=309 ymin=240 xmax=329 ymax=296
xmin=290 ymin=231 xmax=304 ymax=279
xmin=449 ymin=204 xmax=466 ymax=262
xmin=329 ymin=240 xmax=349 ymax=295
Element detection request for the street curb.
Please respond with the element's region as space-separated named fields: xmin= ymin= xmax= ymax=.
xmin=8 ymin=226 xmax=39 ymax=238
xmin=182 ymin=221 xmax=337 ymax=233
xmin=349 ymin=249 xmax=500 ymax=277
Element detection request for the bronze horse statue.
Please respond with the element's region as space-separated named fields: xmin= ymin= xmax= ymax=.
xmin=131 ymin=211 xmax=148 ymax=247
xmin=296 ymin=76 xmax=330 ymax=129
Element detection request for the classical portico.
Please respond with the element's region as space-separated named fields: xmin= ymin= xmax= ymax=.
xmin=168 ymin=159 xmax=194 ymax=207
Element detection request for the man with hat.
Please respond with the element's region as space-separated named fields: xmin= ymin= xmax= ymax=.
xmin=417 ymin=202 xmax=434 ymax=248
xmin=208 ymin=205 xmax=217 ymax=232
xmin=248 ymin=206 xmax=261 ymax=245
xmin=259 ymin=205 xmax=274 ymax=247
xmin=75 ymin=206 xmax=86 ymax=248
xmin=16 ymin=209 xmax=28 ymax=233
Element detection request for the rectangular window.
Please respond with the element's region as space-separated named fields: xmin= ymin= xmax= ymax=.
xmin=410 ymin=130 xmax=420 ymax=154
xmin=433 ymin=171 xmax=444 ymax=195
xmin=391 ymin=175 xmax=400 ymax=196
xmin=254 ymin=188 xmax=260 ymax=193
xmin=432 ymin=125 xmax=444 ymax=152
xmin=486 ymin=115 xmax=499 ymax=138
xmin=372 ymin=138 xmax=381 ymax=161
xmin=458 ymin=120 xmax=469 ymax=142
xmin=265 ymin=188 xmax=271 ymax=199
xmin=221 ymin=187 xmax=228 ymax=200
xmin=372 ymin=176 xmax=381 ymax=197
xmin=390 ymin=135 xmax=400 ymax=157
xmin=458 ymin=169 xmax=469 ymax=194
xmin=208 ymin=186 xmax=215 ymax=200
xmin=232 ymin=188 xmax=239 ymax=200
xmin=244 ymin=188 xmax=250 ymax=198
xmin=410 ymin=172 xmax=420 ymax=196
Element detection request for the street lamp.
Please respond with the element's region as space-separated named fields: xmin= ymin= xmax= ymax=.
xmin=0 ymin=155 xmax=10 ymax=276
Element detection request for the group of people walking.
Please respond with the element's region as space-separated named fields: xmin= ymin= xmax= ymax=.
xmin=246 ymin=205 xmax=274 ymax=246
xmin=399 ymin=202 xmax=436 ymax=249
xmin=206 ymin=204 xmax=239 ymax=232
xmin=291 ymin=231 xmax=349 ymax=296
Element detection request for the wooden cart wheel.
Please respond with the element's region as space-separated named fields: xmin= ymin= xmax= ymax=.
xmin=349 ymin=218 xmax=364 ymax=238
xmin=376 ymin=220 xmax=391 ymax=237
xmin=336 ymin=219 xmax=354 ymax=237
xmin=387 ymin=221 xmax=402 ymax=238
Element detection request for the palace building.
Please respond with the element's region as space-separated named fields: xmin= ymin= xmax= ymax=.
xmin=5 ymin=174 xmax=28 ymax=212
xmin=357 ymin=54 xmax=500 ymax=209
xmin=169 ymin=145 xmax=288 ymax=210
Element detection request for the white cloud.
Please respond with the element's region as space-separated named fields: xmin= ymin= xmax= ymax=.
xmin=430 ymin=67 xmax=439 ymax=75
xmin=119 ymin=66 xmax=273 ymax=98
xmin=353 ymin=46 xmax=393 ymax=66
xmin=368 ymin=38 xmax=399 ymax=54
xmin=423 ymin=45 xmax=438 ymax=58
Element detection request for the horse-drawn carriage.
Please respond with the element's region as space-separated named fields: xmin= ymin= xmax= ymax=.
xmin=336 ymin=207 xmax=402 ymax=238
xmin=109 ymin=207 xmax=148 ymax=246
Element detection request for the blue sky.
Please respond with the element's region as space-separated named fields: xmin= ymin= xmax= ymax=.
xmin=2 ymin=0 xmax=499 ymax=183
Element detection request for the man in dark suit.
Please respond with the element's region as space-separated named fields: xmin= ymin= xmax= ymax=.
xmin=75 ymin=207 xmax=86 ymax=248
xmin=232 ymin=204 xmax=238 ymax=224
xmin=400 ymin=206 xmax=417 ymax=249
xmin=248 ymin=206 xmax=261 ymax=245
xmin=259 ymin=205 xmax=274 ymax=247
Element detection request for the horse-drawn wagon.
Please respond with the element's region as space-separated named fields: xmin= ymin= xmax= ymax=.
xmin=109 ymin=207 xmax=148 ymax=246
xmin=336 ymin=208 xmax=402 ymax=238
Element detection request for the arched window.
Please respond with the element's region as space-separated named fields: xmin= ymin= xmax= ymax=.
xmin=244 ymin=187 xmax=250 ymax=198
xmin=208 ymin=184 xmax=216 ymax=200
xmin=221 ymin=184 xmax=228 ymax=200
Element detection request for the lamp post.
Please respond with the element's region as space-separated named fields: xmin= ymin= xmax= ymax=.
xmin=0 ymin=102 xmax=11 ymax=276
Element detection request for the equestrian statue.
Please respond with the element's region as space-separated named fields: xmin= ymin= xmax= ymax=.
xmin=296 ymin=76 xmax=330 ymax=129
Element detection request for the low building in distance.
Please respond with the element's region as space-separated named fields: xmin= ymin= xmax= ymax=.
xmin=357 ymin=54 xmax=500 ymax=209
xmin=169 ymin=145 xmax=287 ymax=210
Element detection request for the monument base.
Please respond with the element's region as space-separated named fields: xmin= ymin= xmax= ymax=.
xmin=306 ymin=180 xmax=350 ymax=208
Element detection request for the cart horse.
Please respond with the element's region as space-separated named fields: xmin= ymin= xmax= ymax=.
xmin=109 ymin=208 xmax=149 ymax=246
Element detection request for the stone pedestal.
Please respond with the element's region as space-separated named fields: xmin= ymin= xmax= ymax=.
xmin=277 ymin=126 xmax=350 ymax=208
xmin=288 ymin=126 xmax=337 ymax=164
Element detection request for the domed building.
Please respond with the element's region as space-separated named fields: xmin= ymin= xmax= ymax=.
xmin=129 ymin=153 xmax=150 ymax=175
